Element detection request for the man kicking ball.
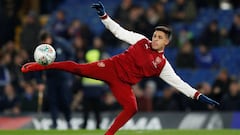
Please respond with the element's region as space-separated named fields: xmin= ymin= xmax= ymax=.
xmin=21 ymin=2 xmax=219 ymax=135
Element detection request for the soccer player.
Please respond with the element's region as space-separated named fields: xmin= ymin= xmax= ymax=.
xmin=21 ymin=2 xmax=219 ymax=135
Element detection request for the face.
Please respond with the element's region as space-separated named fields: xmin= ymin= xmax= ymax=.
xmin=43 ymin=37 xmax=53 ymax=45
xmin=57 ymin=11 xmax=65 ymax=20
xmin=93 ymin=37 xmax=103 ymax=49
xmin=151 ymin=31 xmax=169 ymax=51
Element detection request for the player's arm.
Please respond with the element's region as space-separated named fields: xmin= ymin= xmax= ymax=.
xmin=159 ymin=60 xmax=219 ymax=106
xmin=91 ymin=1 xmax=146 ymax=45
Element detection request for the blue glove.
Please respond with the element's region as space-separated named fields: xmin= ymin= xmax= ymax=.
xmin=198 ymin=94 xmax=220 ymax=106
xmin=91 ymin=1 xmax=106 ymax=16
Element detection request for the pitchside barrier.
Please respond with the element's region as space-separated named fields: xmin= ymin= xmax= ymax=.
xmin=0 ymin=112 xmax=239 ymax=130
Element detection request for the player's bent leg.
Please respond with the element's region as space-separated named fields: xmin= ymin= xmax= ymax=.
xmin=105 ymin=83 xmax=138 ymax=135
xmin=105 ymin=100 xmax=137 ymax=135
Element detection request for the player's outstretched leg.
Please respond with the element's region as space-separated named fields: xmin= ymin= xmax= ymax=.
xmin=21 ymin=61 xmax=82 ymax=75
xmin=21 ymin=60 xmax=116 ymax=82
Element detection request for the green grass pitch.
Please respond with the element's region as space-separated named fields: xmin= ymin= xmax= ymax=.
xmin=0 ymin=130 xmax=239 ymax=135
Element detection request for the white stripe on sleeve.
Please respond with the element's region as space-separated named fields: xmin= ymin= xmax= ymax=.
xmin=159 ymin=60 xmax=197 ymax=99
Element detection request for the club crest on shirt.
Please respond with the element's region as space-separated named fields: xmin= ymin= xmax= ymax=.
xmin=152 ymin=56 xmax=162 ymax=68
xmin=97 ymin=61 xmax=105 ymax=67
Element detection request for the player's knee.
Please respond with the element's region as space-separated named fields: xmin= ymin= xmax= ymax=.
xmin=131 ymin=105 xmax=138 ymax=115
xmin=125 ymin=102 xmax=138 ymax=114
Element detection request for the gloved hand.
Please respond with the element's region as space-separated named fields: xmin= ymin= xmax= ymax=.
xmin=198 ymin=94 xmax=220 ymax=106
xmin=91 ymin=1 xmax=106 ymax=16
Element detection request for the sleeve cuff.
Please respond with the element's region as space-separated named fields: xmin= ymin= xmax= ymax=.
xmin=194 ymin=91 xmax=201 ymax=100
xmin=100 ymin=13 xmax=108 ymax=20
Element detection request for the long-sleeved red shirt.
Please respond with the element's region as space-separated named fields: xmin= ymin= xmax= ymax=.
xmin=101 ymin=15 xmax=198 ymax=99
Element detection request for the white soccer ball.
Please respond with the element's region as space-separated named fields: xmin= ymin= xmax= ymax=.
xmin=34 ymin=44 xmax=56 ymax=65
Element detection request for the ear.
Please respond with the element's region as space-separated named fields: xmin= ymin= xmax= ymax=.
xmin=165 ymin=39 xmax=170 ymax=45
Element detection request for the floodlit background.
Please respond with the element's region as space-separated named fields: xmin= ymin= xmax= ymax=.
xmin=0 ymin=0 xmax=240 ymax=131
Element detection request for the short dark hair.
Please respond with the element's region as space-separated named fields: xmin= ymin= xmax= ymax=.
xmin=154 ymin=25 xmax=172 ymax=40
xmin=39 ymin=30 xmax=52 ymax=42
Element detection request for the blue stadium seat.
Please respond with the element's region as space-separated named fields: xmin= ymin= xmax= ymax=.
xmin=52 ymin=0 xmax=120 ymax=35
xmin=217 ymin=9 xmax=234 ymax=30
xmin=175 ymin=69 xmax=193 ymax=84
xmin=192 ymin=69 xmax=218 ymax=85
xmin=171 ymin=23 xmax=186 ymax=35
xmin=164 ymin=48 xmax=178 ymax=67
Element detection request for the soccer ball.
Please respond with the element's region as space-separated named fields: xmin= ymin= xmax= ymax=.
xmin=34 ymin=44 xmax=56 ymax=65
